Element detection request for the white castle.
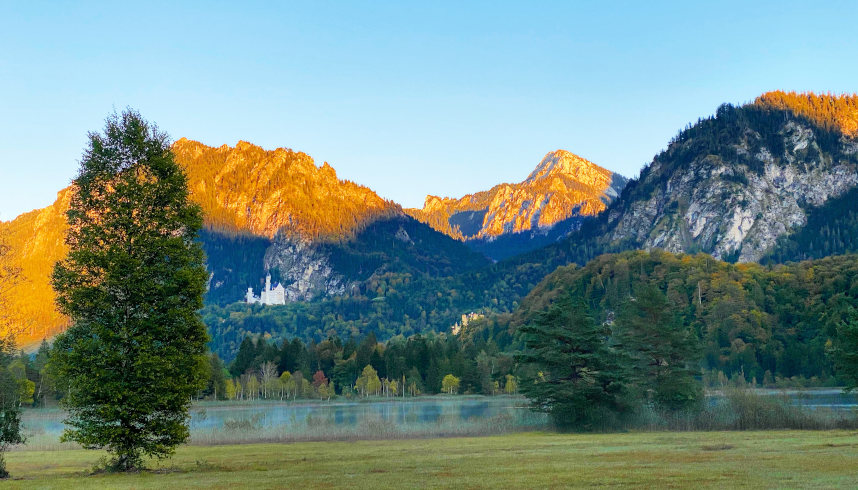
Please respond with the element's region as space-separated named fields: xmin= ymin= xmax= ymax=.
xmin=246 ymin=274 xmax=286 ymax=305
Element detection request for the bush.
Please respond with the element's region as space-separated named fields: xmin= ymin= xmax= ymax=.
xmin=626 ymin=387 xmax=858 ymax=432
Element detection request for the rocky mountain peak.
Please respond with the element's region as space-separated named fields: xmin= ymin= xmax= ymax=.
xmin=525 ymin=150 xmax=608 ymax=185
xmin=172 ymin=139 xmax=402 ymax=240
xmin=406 ymin=151 xmax=626 ymax=241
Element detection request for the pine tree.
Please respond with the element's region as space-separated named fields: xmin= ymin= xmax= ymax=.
xmin=615 ymin=285 xmax=702 ymax=411
xmin=517 ymin=294 xmax=634 ymax=430
xmin=833 ymin=306 xmax=858 ymax=390
xmin=231 ymin=337 xmax=259 ymax=377
xmin=49 ymin=110 xmax=209 ymax=471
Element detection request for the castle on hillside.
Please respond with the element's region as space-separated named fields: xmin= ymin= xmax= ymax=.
xmin=245 ymin=274 xmax=286 ymax=305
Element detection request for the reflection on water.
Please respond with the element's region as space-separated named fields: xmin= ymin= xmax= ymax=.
xmin=705 ymin=389 xmax=858 ymax=410
xmin=22 ymin=396 xmax=537 ymax=439
xmin=21 ymin=390 xmax=858 ymax=444
xmin=189 ymin=397 xmax=522 ymax=430
xmin=776 ymin=389 xmax=858 ymax=409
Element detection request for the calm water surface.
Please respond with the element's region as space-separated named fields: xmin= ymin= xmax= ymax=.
xmin=23 ymin=396 xmax=537 ymax=438
xmin=21 ymin=390 xmax=858 ymax=441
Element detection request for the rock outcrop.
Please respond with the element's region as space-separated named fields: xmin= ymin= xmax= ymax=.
xmin=262 ymin=233 xmax=349 ymax=302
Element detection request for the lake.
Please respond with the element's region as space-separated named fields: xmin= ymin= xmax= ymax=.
xmin=20 ymin=395 xmax=548 ymax=449
xmin=19 ymin=389 xmax=858 ymax=450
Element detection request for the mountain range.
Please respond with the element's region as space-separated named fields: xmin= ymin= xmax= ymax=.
xmin=406 ymin=150 xmax=627 ymax=259
xmin=2 ymin=90 xmax=858 ymax=353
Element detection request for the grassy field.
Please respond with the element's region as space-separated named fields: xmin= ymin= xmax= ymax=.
xmin=5 ymin=430 xmax=858 ymax=488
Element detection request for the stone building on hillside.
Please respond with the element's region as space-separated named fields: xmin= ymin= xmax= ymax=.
xmin=245 ymin=274 xmax=286 ymax=305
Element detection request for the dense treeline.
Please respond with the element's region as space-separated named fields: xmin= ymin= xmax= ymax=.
xmin=755 ymin=90 xmax=858 ymax=137
xmin=202 ymin=314 xmax=519 ymax=399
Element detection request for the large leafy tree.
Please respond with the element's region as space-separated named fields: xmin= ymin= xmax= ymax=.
xmin=0 ymin=336 xmax=25 ymax=479
xmin=50 ymin=110 xmax=209 ymax=471
xmin=517 ymin=294 xmax=634 ymax=430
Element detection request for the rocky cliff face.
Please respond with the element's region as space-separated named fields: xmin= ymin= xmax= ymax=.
xmin=173 ymin=138 xmax=402 ymax=239
xmin=407 ymin=150 xmax=627 ymax=240
xmin=606 ymin=93 xmax=858 ymax=262
xmin=263 ymin=233 xmax=349 ymax=301
xmin=0 ymin=188 xmax=73 ymax=343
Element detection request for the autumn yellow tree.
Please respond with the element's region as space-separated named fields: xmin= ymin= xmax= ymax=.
xmin=356 ymin=365 xmax=381 ymax=397
xmin=504 ymin=375 xmax=518 ymax=395
xmin=442 ymin=374 xmax=460 ymax=394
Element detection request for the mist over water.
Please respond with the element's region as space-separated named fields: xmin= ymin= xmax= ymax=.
xmin=18 ymin=390 xmax=858 ymax=450
xmin=19 ymin=396 xmax=548 ymax=449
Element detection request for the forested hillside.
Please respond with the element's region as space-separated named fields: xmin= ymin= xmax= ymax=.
xmin=206 ymin=243 xmax=858 ymax=386
xmin=605 ymin=91 xmax=858 ymax=262
xmin=493 ymin=91 xmax=858 ymax=271
xmin=208 ymin=248 xmax=858 ymax=390
xmin=202 ymin=93 xmax=858 ymax=362
xmin=202 ymin=259 xmax=540 ymax=360
xmin=518 ymin=250 xmax=858 ymax=384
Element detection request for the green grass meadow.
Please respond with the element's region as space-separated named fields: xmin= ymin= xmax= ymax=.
xmin=5 ymin=430 xmax=858 ymax=488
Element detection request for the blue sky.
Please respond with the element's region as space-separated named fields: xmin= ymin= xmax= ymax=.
xmin=2 ymin=1 xmax=857 ymax=220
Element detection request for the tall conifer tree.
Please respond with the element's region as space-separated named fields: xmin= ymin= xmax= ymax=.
xmin=616 ymin=285 xmax=702 ymax=410
xmin=833 ymin=306 xmax=858 ymax=390
xmin=517 ymin=294 xmax=634 ymax=430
